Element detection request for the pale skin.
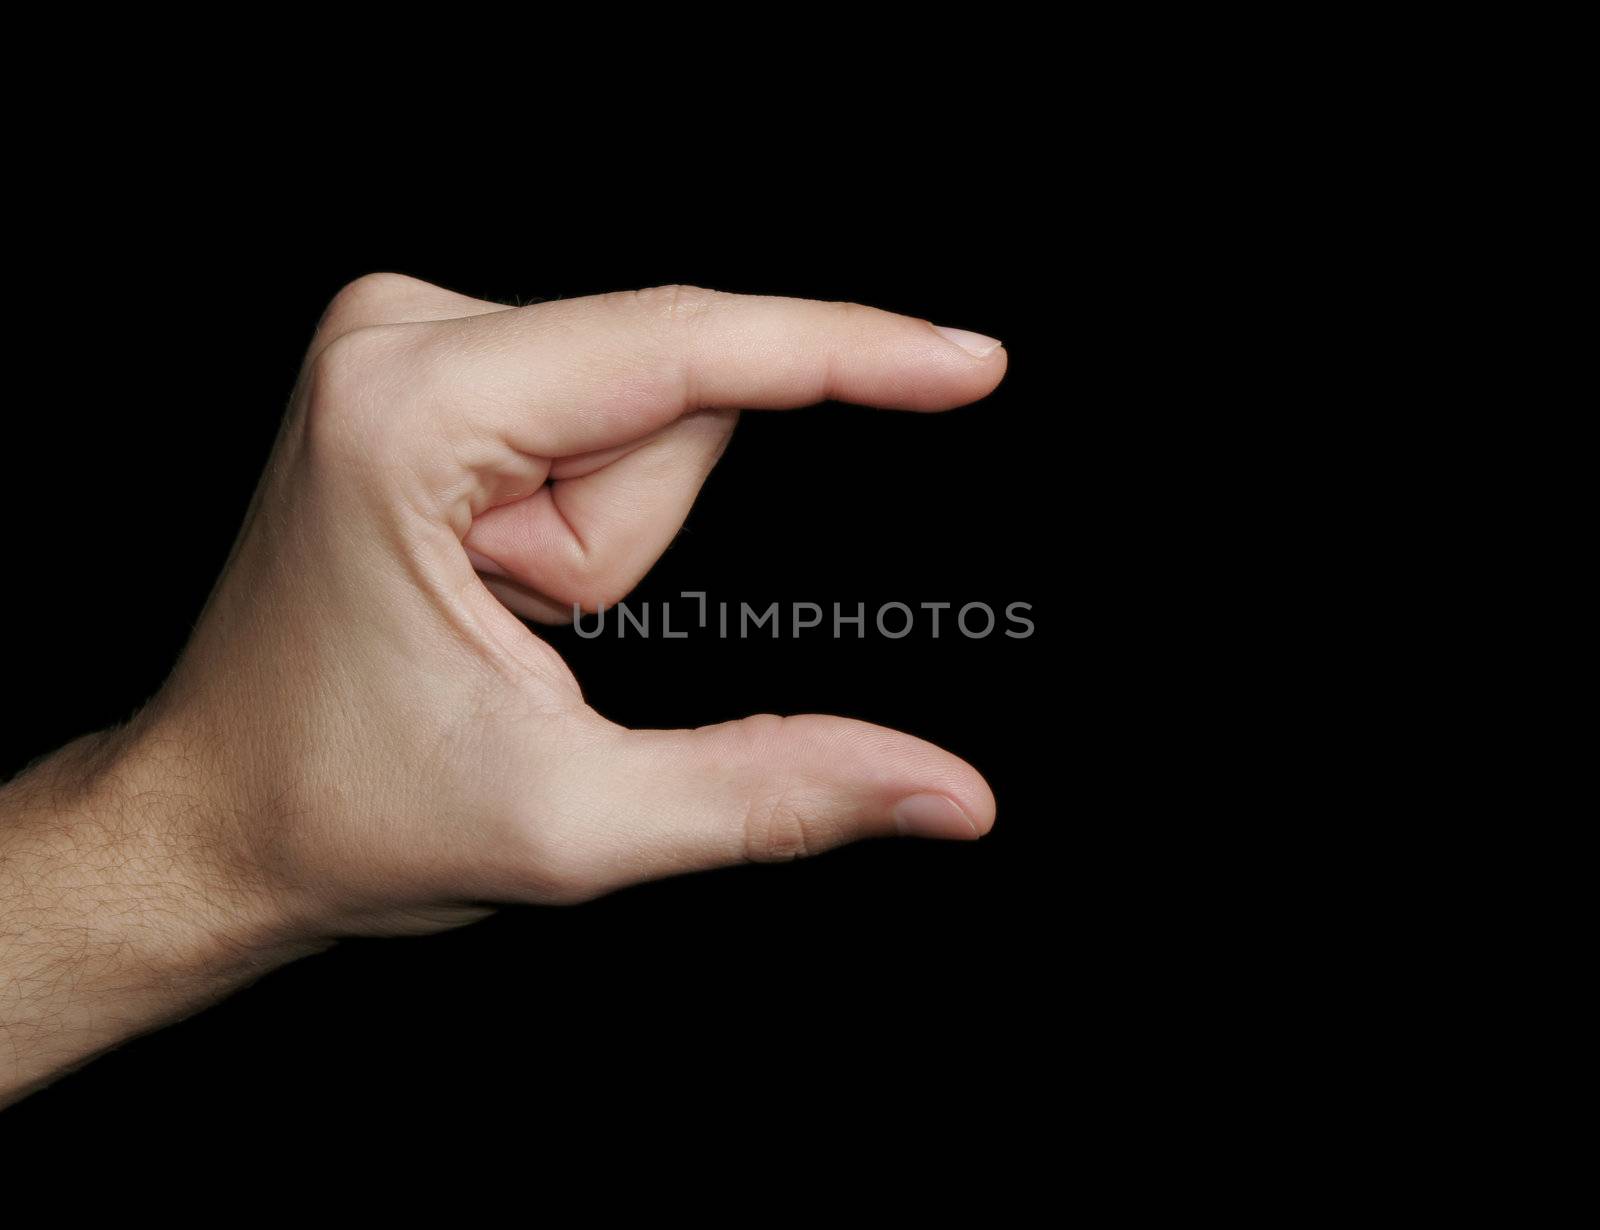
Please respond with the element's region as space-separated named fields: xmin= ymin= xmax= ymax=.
xmin=0 ymin=278 xmax=1007 ymax=1105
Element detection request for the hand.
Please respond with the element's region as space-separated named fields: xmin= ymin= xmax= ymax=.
xmin=0 ymin=277 xmax=1006 ymax=1100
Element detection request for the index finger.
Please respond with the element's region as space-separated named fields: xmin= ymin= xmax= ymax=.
xmin=420 ymin=284 xmax=1007 ymax=456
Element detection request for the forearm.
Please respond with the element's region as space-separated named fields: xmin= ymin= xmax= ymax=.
xmin=0 ymin=726 xmax=306 ymax=1106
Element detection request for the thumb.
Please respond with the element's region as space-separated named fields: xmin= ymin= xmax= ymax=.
xmin=571 ymin=714 xmax=995 ymax=890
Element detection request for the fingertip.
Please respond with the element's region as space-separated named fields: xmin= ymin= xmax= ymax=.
xmin=788 ymin=714 xmax=996 ymax=841
xmin=913 ymin=323 xmax=1007 ymax=411
xmin=939 ymin=761 xmax=997 ymax=838
xmin=967 ymin=773 xmax=998 ymax=837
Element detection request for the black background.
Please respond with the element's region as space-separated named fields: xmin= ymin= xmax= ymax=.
xmin=0 ymin=35 xmax=1448 ymax=1211
xmin=0 ymin=41 xmax=1515 ymax=1220
xmin=0 ymin=35 xmax=1465 ymax=1190
xmin=0 ymin=175 xmax=1103 ymax=1145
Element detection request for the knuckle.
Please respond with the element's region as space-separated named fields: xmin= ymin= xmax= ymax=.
xmin=728 ymin=717 xmax=812 ymax=864
xmin=743 ymin=788 xmax=812 ymax=863
xmin=320 ymin=271 xmax=428 ymax=336
xmin=734 ymin=712 xmax=790 ymax=745
xmin=824 ymin=297 xmax=869 ymax=324
xmin=632 ymin=282 xmax=718 ymax=324
xmin=302 ymin=323 xmax=420 ymax=456
xmin=717 ymin=714 xmax=851 ymax=864
xmin=307 ymin=323 xmax=403 ymax=405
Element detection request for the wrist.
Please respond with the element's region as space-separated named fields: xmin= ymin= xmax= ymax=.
xmin=86 ymin=714 xmax=323 ymax=968
xmin=1 ymin=722 xmax=322 ymax=1101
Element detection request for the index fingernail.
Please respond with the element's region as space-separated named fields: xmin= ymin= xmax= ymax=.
xmin=932 ymin=325 xmax=1004 ymax=358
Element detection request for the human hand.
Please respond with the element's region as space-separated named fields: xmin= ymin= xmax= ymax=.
xmin=0 ymin=277 xmax=1006 ymax=1098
